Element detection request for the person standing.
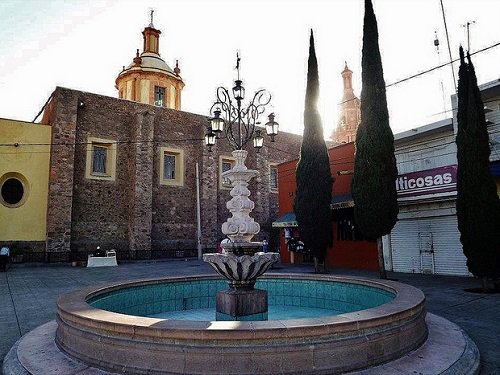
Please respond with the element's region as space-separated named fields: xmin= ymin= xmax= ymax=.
xmin=0 ymin=247 xmax=10 ymax=271
xmin=284 ymin=228 xmax=292 ymax=243
xmin=262 ymin=239 xmax=269 ymax=253
xmin=284 ymin=228 xmax=294 ymax=263
xmin=287 ymin=236 xmax=297 ymax=264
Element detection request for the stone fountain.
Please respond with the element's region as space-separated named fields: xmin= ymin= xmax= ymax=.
xmin=203 ymin=149 xmax=279 ymax=321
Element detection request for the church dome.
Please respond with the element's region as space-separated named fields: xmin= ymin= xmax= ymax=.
xmin=118 ymin=52 xmax=178 ymax=79
xmin=115 ymin=12 xmax=184 ymax=110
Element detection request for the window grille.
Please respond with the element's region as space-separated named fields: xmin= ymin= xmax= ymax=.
xmin=92 ymin=146 xmax=107 ymax=174
xmin=222 ymin=161 xmax=232 ymax=187
xmin=164 ymin=154 xmax=176 ymax=179
xmin=154 ymin=86 xmax=166 ymax=107
xmin=270 ymin=167 xmax=278 ymax=189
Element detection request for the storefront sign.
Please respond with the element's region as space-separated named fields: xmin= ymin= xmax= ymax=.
xmin=331 ymin=200 xmax=355 ymax=210
xmin=395 ymin=165 xmax=457 ymax=198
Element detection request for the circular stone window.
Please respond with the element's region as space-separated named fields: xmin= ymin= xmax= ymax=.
xmin=0 ymin=173 xmax=29 ymax=208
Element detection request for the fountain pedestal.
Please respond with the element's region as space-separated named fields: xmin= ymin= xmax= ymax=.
xmin=203 ymin=252 xmax=279 ymax=320
xmin=216 ymin=288 xmax=268 ymax=321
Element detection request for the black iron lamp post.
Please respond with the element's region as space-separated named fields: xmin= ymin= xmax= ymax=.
xmin=253 ymin=129 xmax=264 ymax=152
xmin=204 ymin=54 xmax=279 ymax=151
xmin=265 ymin=113 xmax=279 ymax=142
xmin=210 ymin=108 xmax=224 ymax=134
xmin=204 ymin=126 xmax=216 ymax=152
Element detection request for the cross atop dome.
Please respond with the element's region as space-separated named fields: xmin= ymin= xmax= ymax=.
xmin=149 ymin=9 xmax=155 ymax=28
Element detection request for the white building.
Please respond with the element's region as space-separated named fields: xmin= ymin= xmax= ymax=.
xmin=384 ymin=78 xmax=500 ymax=276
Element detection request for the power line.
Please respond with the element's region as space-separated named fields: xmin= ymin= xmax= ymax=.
xmin=440 ymin=0 xmax=457 ymax=92
xmin=22 ymin=40 xmax=500 ymax=132
xmin=335 ymin=40 xmax=499 ymax=106
xmin=386 ymin=42 xmax=500 ymax=88
xmin=32 ymin=91 xmax=54 ymax=123
xmin=0 ymin=137 xmax=206 ymax=148
xmin=428 ymin=97 xmax=499 ymax=117
xmin=1 ymin=43 xmax=498 ymax=153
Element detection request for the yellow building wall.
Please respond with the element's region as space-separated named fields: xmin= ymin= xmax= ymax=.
xmin=169 ymin=85 xmax=176 ymax=109
xmin=140 ymin=79 xmax=150 ymax=104
xmin=0 ymin=118 xmax=51 ymax=240
xmin=126 ymin=80 xmax=133 ymax=100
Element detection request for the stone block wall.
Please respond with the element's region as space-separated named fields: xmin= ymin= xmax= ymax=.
xmin=128 ymin=111 xmax=155 ymax=255
xmin=69 ymin=90 xmax=133 ymax=254
xmin=45 ymin=88 xmax=78 ymax=253
xmin=200 ymin=140 xmax=219 ymax=251
xmin=152 ymin=108 xmax=208 ymax=252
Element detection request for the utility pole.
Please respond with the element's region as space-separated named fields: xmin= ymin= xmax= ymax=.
xmin=462 ymin=20 xmax=476 ymax=52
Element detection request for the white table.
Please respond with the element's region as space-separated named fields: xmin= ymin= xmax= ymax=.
xmin=87 ymin=252 xmax=117 ymax=267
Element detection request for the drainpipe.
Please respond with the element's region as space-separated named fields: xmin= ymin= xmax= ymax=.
xmin=382 ymin=234 xmax=393 ymax=272
xmin=196 ymin=163 xmax=202 ymax=260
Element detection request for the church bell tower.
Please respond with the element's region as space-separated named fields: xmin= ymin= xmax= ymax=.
xmin=330 ymin=62 xmax=361 ymax=143
xmin=115 ymin=11 xmax=184 ymax=110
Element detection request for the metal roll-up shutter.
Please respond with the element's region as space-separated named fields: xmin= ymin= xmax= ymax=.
xmin=391 ymin=220 xmax=420 ymax=273
xmin=431 ymin=215 xmax=469 ymax=276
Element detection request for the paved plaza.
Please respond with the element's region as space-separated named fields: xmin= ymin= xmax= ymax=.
xmin=1 ymin=260 xmax=499 ymax=374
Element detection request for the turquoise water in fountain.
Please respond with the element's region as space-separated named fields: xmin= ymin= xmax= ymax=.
xmin=88 ymin=278 xmax=395 ymax=321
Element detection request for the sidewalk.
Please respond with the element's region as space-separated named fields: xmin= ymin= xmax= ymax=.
xmin=1 ymin=260 xmax=499 ymax=374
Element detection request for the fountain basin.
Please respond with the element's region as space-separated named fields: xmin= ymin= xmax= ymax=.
xmin=55 ymin=274 xmax=427 ymax=375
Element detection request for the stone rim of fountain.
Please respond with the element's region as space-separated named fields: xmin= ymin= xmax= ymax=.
xmin=49 ymin=274 xmax=433 ymax=375
xmin=57 ymin=274 xmax=426 ymax=333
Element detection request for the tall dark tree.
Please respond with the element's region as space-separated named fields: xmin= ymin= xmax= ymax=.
xmin=456 ymin=46 xmax=500 ymax=291
xmin=294 ymin=30 xmax=333 ymax=273
xmin=352 ymin=0 xmax=398 ymax=279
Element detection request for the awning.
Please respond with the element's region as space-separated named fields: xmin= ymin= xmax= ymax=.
xmin=273 ymin=195 xmax=354 ymax=228
xmin=331 ymin=194 xmax=354 ymax=210
xmin=272 ymin=212 xmax=298 ymax=228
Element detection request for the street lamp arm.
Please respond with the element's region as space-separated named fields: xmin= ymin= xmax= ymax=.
xmin=216 ymin=90 xmax=272 ymax=150
xmin=206 ymin=60 xmax=277 ymax=151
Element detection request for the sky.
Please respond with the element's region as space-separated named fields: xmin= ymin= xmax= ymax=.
xmin=0 ymin=0 xmax=499 ymax=137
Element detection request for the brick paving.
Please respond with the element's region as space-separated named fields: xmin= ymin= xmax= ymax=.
xmin=1 ymin=260 xmax=499 ymax=374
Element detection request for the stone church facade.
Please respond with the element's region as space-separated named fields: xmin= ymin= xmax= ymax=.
xmin=39 ymin=87 xmax=301 ymax=259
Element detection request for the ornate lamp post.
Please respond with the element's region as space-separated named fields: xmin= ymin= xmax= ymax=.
xmin=203 ymin=54 xmax=280 ymax=321
xmin=205 ymin=55 xmax=279 ymax=152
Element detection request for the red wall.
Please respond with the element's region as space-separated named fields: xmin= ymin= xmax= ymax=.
xmin=277 ymin=142 xmax=378 ymax=270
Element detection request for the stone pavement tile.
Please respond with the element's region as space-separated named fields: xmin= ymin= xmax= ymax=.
xmin=1 ymin=263 xmax=499 ymax=375
xmin=481 ymin=361 xmax=500 ymax=375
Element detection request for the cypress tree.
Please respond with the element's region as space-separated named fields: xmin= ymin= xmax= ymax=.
xmin=294 ymin=30 xmax=333 ymax=273
xmin=456 ymin=46 xmax=500 ymax=290
xmin=352 ymin=0 xmax=398 ymax=279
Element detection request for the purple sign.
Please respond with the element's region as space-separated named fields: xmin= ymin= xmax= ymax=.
xmin=395 ymin=165 xmax=457 ymax=198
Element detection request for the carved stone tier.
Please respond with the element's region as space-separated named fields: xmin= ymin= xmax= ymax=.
xmin=221 ymin=150 xmax=260 ymax=243
xmin=203 ymin=149 xmax=279 ymax=320
xmin=203 ymin=252 xmax=279 ymax=290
